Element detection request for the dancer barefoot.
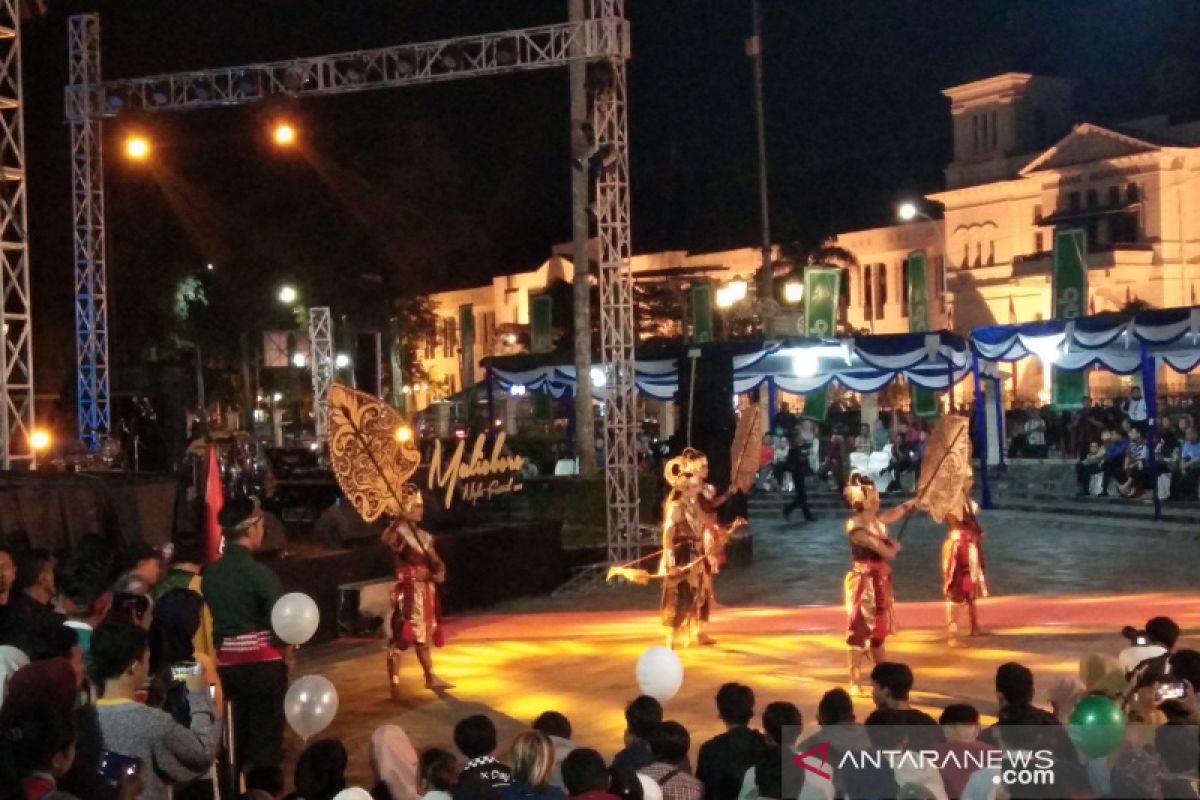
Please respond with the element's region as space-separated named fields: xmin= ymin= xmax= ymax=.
xmin=842 ymin=474 xmax=914 ymax=694
xmin=942 ymin=474 xmax=988 ymax=646
xmin=385 ymin=487 xmax=453 ymax=695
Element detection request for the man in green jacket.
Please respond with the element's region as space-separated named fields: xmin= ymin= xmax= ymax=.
xmin=202 ymin=497 xmax=290 ymax=775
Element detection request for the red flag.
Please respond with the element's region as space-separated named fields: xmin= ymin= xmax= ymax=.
xmin=1008 ymin=295 xmax=1017 ymax=324
xmin=203 ymin=446 xmax=225 ymax=565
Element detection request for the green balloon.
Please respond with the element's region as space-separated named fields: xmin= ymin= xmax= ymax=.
xmin=1068 ymin=694 xmax=1127 ymax=757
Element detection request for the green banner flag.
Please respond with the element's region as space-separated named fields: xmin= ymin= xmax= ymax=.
xmin=530 ymin=294 xmax=553 ymax=354
xmin=690 ymin=283 xmax=714 ymax=343
xmin=1052 ymin=229 xmax=1087 ymax=409
xmin=801 ymin=266 xmax=842 ymax=421
xmin=459 ymin=303 xmax=475 ymax=389
xmin=905 ymin=250 xmax=939 ymax=418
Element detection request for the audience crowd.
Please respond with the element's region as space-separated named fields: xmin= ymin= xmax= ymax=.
xmin=0 ymin=504 xmax=1197 ymax=800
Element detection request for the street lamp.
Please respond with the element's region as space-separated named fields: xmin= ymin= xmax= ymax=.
xmin=278 ymin=285 xmax=298 ymax=305
xmin=124 ymin=135 xmax=150 ymax=161
xmin=783 ymin=280 xmax=804 ymax=305
xmin=715 ymin=286 xmax=734 ymax=310
xmin=335 ymin=353 xmax=351 ymax=369
xmin=897 ymin=201 xmax=919 ymax=222
xmin=273 ymin=122 xmax=297 ymax=146
xmin=292 ymin=352 xmax=307 ymax=368
xmin=726 ymin=279 xmax=748 ymax=303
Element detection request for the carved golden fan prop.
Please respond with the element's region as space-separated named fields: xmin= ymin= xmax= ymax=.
xmin=729 ymin=405 xmax=763 ymax=494
xmin=327 ymin=383 xmax=421 ymax=523
xmin=913 ymin=415 xmax=972 ymax=523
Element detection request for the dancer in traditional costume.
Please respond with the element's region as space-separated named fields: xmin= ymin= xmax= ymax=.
xmin=941 ymin=474 xmax=988 ymax=646
xmin=658 ymin=453 xmax=719 ymax=649
xmin=842 ymin=473 xmax=914 ymax=694
xmin=385 ymin=486 xmax=453 ymax=695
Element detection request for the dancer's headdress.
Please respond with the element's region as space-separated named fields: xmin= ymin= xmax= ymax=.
xmin=843 ymin=472 xmax=878 ymax=509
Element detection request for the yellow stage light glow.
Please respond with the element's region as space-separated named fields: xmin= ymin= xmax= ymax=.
xmin=395 ymin=426 xmax=413 ymax=443
xmin=30 ymin=430 xmax=51 ymax=451
xmin=273 ymin=123 xmax=296 ymax=146
xmin=125 ymin=136 xmax=149 ymax=160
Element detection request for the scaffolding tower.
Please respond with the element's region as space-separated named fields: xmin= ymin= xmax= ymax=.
xmin=0 ymin=0 xmax=33 ymax=468
xmin=64 ymin=8 xmax=640 ymax=561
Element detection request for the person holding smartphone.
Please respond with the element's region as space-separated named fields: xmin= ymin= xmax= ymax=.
xmin=91 ymin=616 xmax=220 ymax=800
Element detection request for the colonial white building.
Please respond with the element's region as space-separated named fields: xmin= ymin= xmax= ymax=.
xmin=418 ymin=71 xmax=1200 ymax=404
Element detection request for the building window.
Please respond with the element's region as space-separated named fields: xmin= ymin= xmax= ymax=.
xmin=987 ymin=240 xmax=995 ymax=266
xmin=1096 ymin=218 xmax=1110 ymax=247
xmin=442 ymin=318 xmax=458 ymax=358
xmin=1126 ymin=183 xmax=1139 ymax=203
xmin=1108 ymin=185 xmax=1120 ymax=207
xmin=1086 ymin=189 xmax=1098 ymax=209
xmin=1034 ymin=232 xmax=1044 ymax=253
xmin=990 ymin=110 xmax=998 ymax=149
xmin=1033 ymin=204 xmax=1042 ymax=224
xmin=961 ymin=243 xmax=969 ymax=269
xmin=901 ymin=259 xmax=910 ymax=318
xmin=1068 ymin=191 xmax=1081 ymax=212
xmin=863 ymin=264 xmax=873 ymax=317
xmin=974 ymin=242 xmax=982 ymax=268
xmin=980 ymin=114 xmax=989 ymax=152
xmin=972 ymin=116 xmax=980 ymax=154
xmin=875 ymin=263 xmax=887 ymax=318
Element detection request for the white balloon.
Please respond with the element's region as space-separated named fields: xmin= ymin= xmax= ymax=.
xmin=272 ymin=592 xmax=320 ymax=645
xmin=333 ymin=790 xmax=373 ymax=800
xmin=636 ymin=645 xmax=684 ymax=702
xmin=284 ymin=674 xmax=339 ymax=740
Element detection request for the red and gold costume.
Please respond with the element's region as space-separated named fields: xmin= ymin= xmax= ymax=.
xmin=942 ymin=500 xmax=988 ymax=606
xmin=842 ymin=473 xmax=910 ymax=693
xmin=386 ymin=518 xmax=446 ymax=652
xmin=382 ymin=486 xmax=453 ymax=694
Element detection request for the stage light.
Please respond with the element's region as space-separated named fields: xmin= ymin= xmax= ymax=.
xmin=124 ymin=136 xmax=149 ymax=160
xmin=395 ymin=425 xmax=413 ymax=443
xmin=897 ymin=201 xmax=919 ymax=222
xmin=590 ymin=366 xmax=607 ymax=388
xmin=106 ymin=92 xmax=124 ymax=110
xmin=272 ymin=392 xmax=283 ymax=402
xmin=334 ymin=353 xmax=351 ymax=368
xmin=151 ymin=88 xmax=169 ymax=106
xmin=1028 ymin=335 xmax=1062 ymax=365
xmin=509 ymin=384 xmax=527 ymax=396
xmin=292 ymin=352 xmax=307 ymax=368
xmin=206 ymin=263 xmax=215 ymax=271
xmin=278 ymin=285 xmax=297 ymax=304
xmin=792 ymin=349 xmax=819 ymax=378
xmin=784 ymin=281 xmax=804 ymax=304
xmin=273 ymin=123 xmax=296 ymax=146
xmin=30 ymin=430 xmax=50 ymax=451
xmin=396 ymin=51 xmax=416 ymax=77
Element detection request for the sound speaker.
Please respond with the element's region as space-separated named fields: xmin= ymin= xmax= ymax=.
xmin=676 ymin=351 xmax=735 ymax=490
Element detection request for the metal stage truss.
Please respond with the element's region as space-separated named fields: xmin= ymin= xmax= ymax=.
xmin=0 ymin=0 xmax=32 ymax=469
xmin=63 ymin=7 xmax=640 ymax=563
xmin=308 ymin=307 xmax=333 ymax=439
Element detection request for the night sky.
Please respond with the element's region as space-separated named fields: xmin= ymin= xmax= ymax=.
xmin=19 ymin=0 xmax=1200 ymax=390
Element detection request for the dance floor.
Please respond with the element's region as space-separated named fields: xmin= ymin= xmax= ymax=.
xmin=290 ymin=591 xmax=1200 ymax=787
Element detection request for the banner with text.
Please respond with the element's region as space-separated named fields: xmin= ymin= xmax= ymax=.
xmin=459 ymin=303 xmax=475 ymax=389
xmin=801 ymin=267 xmax=842 ymax=421
xmin=906 ymin=250 xmax=939 ymax=418
xmin=690 ymin=283 xmax=714 ymax=343
xmin=530 ymin=294 xmax=553 ymax=354
xmin=1052 ymin=229 xmax=1087 ymax=409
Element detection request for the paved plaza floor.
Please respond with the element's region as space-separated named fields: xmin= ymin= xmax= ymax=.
xmin=283 ymin=504 xmax=1200 ymax=787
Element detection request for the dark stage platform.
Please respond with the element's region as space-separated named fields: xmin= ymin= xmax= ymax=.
xmin=269 ymin=520 xmax=565 ymax=640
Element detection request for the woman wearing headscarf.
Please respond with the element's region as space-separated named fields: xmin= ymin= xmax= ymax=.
xmin=369 ymin=725 xmax=419 ymax=800
xmin=0 ymin=644 xmax=29 ymax=709
xmin=0 ymin=655 xmax=109 ymax=800
xmin=148 ymin=588 xmax=223 ymax=711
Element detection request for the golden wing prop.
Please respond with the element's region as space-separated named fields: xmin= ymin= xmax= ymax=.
xmin=913 ymin=416 xmax=972 ymax=523
xmin=729 ymin=406 xmax=763 ymax=494
xmin=327 ymin=383 xmax=421 ymax=522
xmin=606 ymin=566 xmax=654 ymax=585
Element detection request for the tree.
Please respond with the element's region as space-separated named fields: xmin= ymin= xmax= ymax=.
xmin=392 ymin=294 xmax=438 ymax=385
